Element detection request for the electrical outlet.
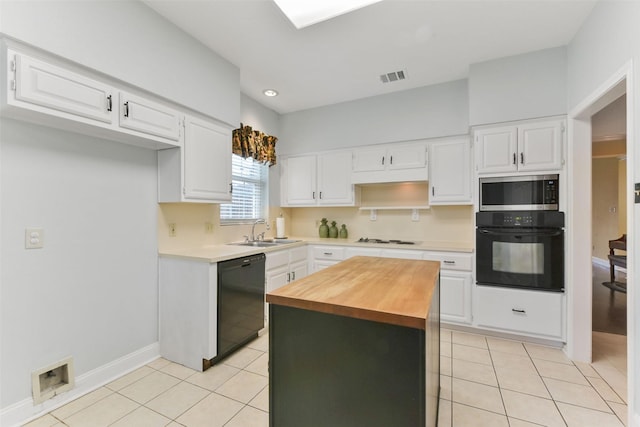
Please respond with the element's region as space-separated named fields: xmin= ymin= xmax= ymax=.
xmin=25 ymin=228 xmax=44 ymax=249
xmin=168 ymin=223 xmax=176 ymax=237
xmin=205 ymin=222 xmax=214 ymax=233
xmin=411 ymin=209 xmax=420 ymax=222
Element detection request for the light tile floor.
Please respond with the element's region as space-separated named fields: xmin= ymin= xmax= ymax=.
xmin=24 ymin=329 xmax=627 ymax=427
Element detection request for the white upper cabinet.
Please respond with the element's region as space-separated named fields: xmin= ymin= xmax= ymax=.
xmin=11 ymin=50 xmax=114 ymax=124
xmin=429 ymin=137 xmax=472 ymax=205
xmin=4 ymin=48 xmax=183 ymax=150
xmin=474 ymin=118 xmax=564 ymax=174
xmin=158 ymin=115 xmax=232 ymax=203
xmin=118 ymin=91 xmax=181 ymax=141
xmin=281 ymin=151 xmax=356 ymax=207
xmin=283 ymin=155 xmax=317 ymax=205
xmin=352 ymin=142 xmax=428 ymax=184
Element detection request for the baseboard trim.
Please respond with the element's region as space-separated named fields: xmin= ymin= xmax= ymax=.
xmin=592 ymin=256 xmax=627 ymax=272
xmin=1 ymin=342 xmax=160 ymax=427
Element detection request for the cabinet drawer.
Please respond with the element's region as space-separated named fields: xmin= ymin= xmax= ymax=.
xmin=266 ymin=250 xmax=289 ymax=270
xmin=423 ymin=252 xmax=472 ymax=271
xmin=475 ymin=286 xmax=564 ymax=340
xmin=380 ymin=249 xmax=423 ymax=260
xmin=344 ymin=247 xmax=382 ymax=259
xmin=289 ymin=246 xmax=308 ymax=263
xmin=312 ymin=246 xmax=345 ymax=261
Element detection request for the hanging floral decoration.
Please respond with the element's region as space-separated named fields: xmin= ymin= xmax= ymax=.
xmin=232 ymin=123 xmax=278 ymax=166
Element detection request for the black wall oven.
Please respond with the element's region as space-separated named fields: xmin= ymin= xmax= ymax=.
xmin=476 ymin=211 xmax=564 ymax=292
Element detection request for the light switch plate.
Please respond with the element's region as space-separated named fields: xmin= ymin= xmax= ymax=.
xmin=25 ymin=228 xmax=44 ymax=249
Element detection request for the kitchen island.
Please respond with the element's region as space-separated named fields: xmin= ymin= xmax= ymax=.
xmin=266 ymin=256 xmax=441 ymax=427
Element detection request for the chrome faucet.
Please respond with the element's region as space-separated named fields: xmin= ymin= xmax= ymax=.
xmin=250 ymin=218 xmax=269 ymax=241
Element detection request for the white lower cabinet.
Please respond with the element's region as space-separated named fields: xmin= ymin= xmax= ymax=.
xmin=266 ymin=247 xmax=308 ymax=321
xmin=423 ymin=251 xmax=473 ymax=325
xmin=439 ymin=272 xmax=472 ymax=324
xmin=159 ymin=257 xmax=217 ymax=371
xmin=310 ymin=245 xmax=346 ymax=272
xmin=381 ymin=248 xmax=424 ymax=260
xmin=266 ymin=246 xmax=308 ymax=292
xmin=475 ymin=286 xmax=564 ymax=340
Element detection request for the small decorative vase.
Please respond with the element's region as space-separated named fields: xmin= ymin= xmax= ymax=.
xmin=339 ymin=224 xmax=348 ymax=239
xmin=329 ymin=221 xmax=339 ymax=238
xmin=319 ymin=218 xmax=329 ymax=238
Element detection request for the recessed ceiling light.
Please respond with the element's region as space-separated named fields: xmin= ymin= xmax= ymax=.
xmin=263 ymin=89 xmax=279 ymax=97
xmin=273 ymin=0 xmax=383 ymax=29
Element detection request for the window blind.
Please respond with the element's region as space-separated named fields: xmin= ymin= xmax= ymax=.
xmin=220 ymin=155 xmax=268 ymax=223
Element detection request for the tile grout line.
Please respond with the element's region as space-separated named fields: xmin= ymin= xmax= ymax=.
xmin=522 ymin=343 xmax=570 ymax=427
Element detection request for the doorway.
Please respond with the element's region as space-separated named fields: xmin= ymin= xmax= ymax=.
xmin=568 ymin=63 xmax=635 ymax=422
xmin=590 ymin=95 xmax=628 ymax=383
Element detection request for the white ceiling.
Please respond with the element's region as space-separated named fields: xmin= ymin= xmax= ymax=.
xmin=144 ymin=0 xmax=597 ymax=114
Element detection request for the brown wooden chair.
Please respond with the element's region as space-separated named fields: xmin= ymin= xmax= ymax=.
xmin=602 ymin=234 xmax=627 ymax=294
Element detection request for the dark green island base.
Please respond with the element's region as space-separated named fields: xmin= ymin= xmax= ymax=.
xmin=267 ymin=257 xmax=441 ymax=427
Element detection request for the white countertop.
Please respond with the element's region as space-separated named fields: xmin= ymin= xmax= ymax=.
xmin=159 ymin=237 xmax=473 ymax=263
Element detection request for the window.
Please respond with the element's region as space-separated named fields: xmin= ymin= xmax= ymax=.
xmin=220 ymin=155 xmax=268 ymax=224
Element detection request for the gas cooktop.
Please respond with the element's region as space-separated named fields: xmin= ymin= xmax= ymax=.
xmin=355 ymin=238 xmax=418 ymax=245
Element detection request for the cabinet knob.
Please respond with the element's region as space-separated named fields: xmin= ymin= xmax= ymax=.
xmin=106 ymin=95 xmax=112 ymax=112
xmin=292 ymin=271 xmax=296 ymax=280
xmin=312 ymin=191 xmax=316 ymax=199
xmin=324 ymin=252 xmax=333 ymax=256
xmin=512 ymin=153 xmax=516 ymax=165
xmin=512 ymin=308 xmax=526 ymax=314
xmin=319 ymin=191 xmax=322 ymax=199
xmin=390 ymin=155 xmax=393 ymax=165
xmin=229 ymin=183 xmax=233 ymax=194
xmin=443 ymin=260 xmax=455 ymax=265
xmin=520 ymin=152 xmax=524 ymax=164
xmin=123 ymin=101 xmax=130 ymax=117
xmin=287 ymin=272 xmax=291 ymax=282
xmin=381 ymin=156 xmax=385 ymax=165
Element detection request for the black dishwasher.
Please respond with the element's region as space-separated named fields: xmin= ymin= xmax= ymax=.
xmin=216 ymin=253 xmax=266 ymax=362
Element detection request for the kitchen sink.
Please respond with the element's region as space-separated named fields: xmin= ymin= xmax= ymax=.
xmin=229 ymin=241 xmax=280 ymax=248
xmin=228 ymin=239 xmax=301 ymax=248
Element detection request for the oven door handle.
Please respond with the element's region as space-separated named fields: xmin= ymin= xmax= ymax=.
xmin=478 ymin=229 xmax=563 ymax=237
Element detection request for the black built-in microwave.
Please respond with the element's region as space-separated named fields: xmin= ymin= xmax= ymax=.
xmin=479 ymin=174 xmax=559 ymax=211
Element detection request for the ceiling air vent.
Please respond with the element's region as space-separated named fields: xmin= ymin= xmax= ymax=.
xmin=380 ymin=70 xmax=407 ymax=84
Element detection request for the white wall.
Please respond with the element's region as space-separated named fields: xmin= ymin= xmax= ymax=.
xmin=0 ymin=1 xmax=242 ymax=419
xmin=567 ymin=1 xmax=640 ymax=423
xmin=469 ymin=47 xmax=567 ymax=126
xmin=0 ymin=0 xmax=240 ymax=126
xmin=278 ymin=79 xmax=469 ymax=155
xmin=0 ymin=119 xmax=158 ymax=408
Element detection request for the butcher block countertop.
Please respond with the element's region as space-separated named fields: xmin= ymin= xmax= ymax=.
xmin=266 ymin=256 xmax=440 ymax=330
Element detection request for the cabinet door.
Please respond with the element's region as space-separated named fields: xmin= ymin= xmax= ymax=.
xmin=440 ymin=272 xmax=472 ymax=325
xmin=517 ymin=120 xmax=563 ymax=171
xmin=266 ymin=265 xmax=290 ymax=293
xmin=289 ymin=260 xmax=308 ymax=283
xmin=317 ymin=151 xmax=354 ymax=205
xmin=284 ymin=156 xmax=317 ymax=205
xmin=387 ymin=144 xmax=427 ymax=170
xmin=183 ymin=116 xmax=232 ymax=201
xmin=14 ymin=52 xmax=114 ymax=123
xmin=474 ymin=126 xmax=518 ymax=173
xmin=119 ymin=91 xmax=181 ymax=141
xmin=429 ymin=139 xmax=472 ymax=204
xmin=352 ymin=147 xmax=386 ymax=172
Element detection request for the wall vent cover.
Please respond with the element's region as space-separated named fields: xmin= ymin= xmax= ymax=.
xmin=32 ymin=357 xmax=75 ymax=404
xmin=380 ymin=70 xmax=407 ymax=83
